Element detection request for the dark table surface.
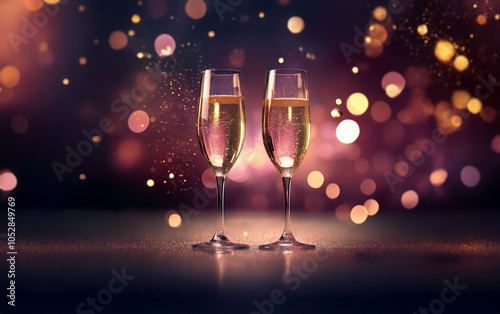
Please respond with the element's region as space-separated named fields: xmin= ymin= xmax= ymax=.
xmin=5 ymin=209 xmax=500 ymax=314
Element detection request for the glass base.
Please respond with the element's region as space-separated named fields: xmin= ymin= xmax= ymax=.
xmin=193 ymin=234 xmax=249 ymax=251
xmin=259 ymin=233 xmax=315 ymax=251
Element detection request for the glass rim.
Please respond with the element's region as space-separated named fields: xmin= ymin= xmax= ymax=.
xmin=266 ymin=68 xmax=307 ymax=75
xmin=203 ymin=68 xmax=241 ymax=75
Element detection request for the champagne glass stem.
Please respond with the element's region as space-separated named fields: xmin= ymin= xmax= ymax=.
xmin=281 ymin=176 xmax=294 ymax=240
xmin=213 ymin=175 xmax=227 ymax=240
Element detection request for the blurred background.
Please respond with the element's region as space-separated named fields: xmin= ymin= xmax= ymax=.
xmin=1 ymin=0 xmax=499 ymax=225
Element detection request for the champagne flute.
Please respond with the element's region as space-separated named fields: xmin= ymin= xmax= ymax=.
xmin=260 ymin=69 xmax=315 ymax=251
xmin=193 ymin=69 xmax=249 ymax=251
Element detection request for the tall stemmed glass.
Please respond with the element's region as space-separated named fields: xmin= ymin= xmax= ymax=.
xmin=193 ymin=69 xmax=249 ymax=251
xmin=260 ymin=69 xmax=315 ymax=251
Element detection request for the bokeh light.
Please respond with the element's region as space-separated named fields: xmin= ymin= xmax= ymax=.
xmin=451 ymin=90 xmax=471 ymax=110
xmin=453 ymin=55 xmax=469 ymax=72
xmin=128 ymin=110 xmax=150 ymax=133
xmin=335 ymin=204 xmax=350 ymax=221
xmin=417 ymin=24 xmax=428 ymax=36
xmin=364 ymin=37 xmax=383 ymax=58
xmin=248 ymin=151 xmax=266 ymax=169
xmin=370 ymin=101 xmax=391 ymax=123
xmin=467 ymin=97 xmax=482 ymax=114
xmin=169 ymin=214 xmax=181 ymax=227
xmin=434 ymin=40 xmax=455 ymax=63
xmin=116 ymin=138 xmax=141 ymax=169
xmin=344 ymin=144 xmax=361 ymax=161
xmin=450 ymin=115 xmax=462 ymax=127
xmin=373 ymin=6 xmax=387 ymax=21
xmin=109 ymin=31 xmax=128 ymax=50
xmin=147 ymin=179 xmax=155 ymax=187
xmin=460 ymin=166 xmax=480 ymax=187
xmin=364 ymin=199 xmax=379 ymax=216
xmin=202 ymin=168 xmax=216 ymax=189
xmin=321 ymin=122 xmax=337 ymax=139
xmin=229 ymin=49 xmax=245 ymax=68
xmin=395 ymin=160 xmax=410 ymax=177
xmin=208 ymin=31 xmax=215 ymax=38
xmin=307 ymin=171 xmax=324 ymax=189
xmin=131 ymin=14 xmax=141 ymax=23
xmin=477 ymin=14 xmax=487 ymax=25
xmin=368 ymin=24 xmax=388 ymax=43
xmin=0 ymin=66 xmax=21 ymax=88
xmin=360 ymin=178 xmax=376 ymax=195
xmin=325 ymin=183 xmax=340 ymax=199
xmin=480 ymin=107 xmax=496 ymax=123
xmin=24 ymin=0 xmax=44 ymax=11
xmin=227 ymin=166 xmax=249 ymax=182
xmin=346 ymin=93 xmax=369 ymax=115
xmin=429 ymin=168 xmax=448 ymax=186
xmin=0 ymin=171 xmax=17 ymax=192
xmin=79 ymin=57 xmax=87 ymax=65
xmin=79 ymin=173 xmax=86 ymax=180
xmin=381 ymin=72 xmax=405 ymax=98
xmin=336 ymin=119 xmax=360 ymax=144
xmin=350 ymin=205 xmax=368 ymax=224
xmin=434 ymin=101 xmax=461 ymax=134
xmin=401 ymin=190 xmax=419 ymax=209
xmin=11 ymin=116 xmax=29 ymax=134
xmin=319 ymin=143 xmax=334 ymax=159
xmin=492 ymin=135 xmax=500 ymax=154
xmin=39 ymin=42 xmax=49 ymax=52
xmin=165 ymin=210 xmax=182 ymax=228
xmin=62 ymin=78 xmax=69 ymax=85
xmin=287 ymin=16 xmax=305 ymax=34
xmin=185 ymin=0 xmax=207 ymax=20
xmin=154 ymin=34 xmax=176 ymax=57
xmin=405 ymin=144 xmax=423 ymax=163
xmin=330 ymin=108 xmax=342 ymax=118
xmin=354 ymin=158 xmax=369 ymax=174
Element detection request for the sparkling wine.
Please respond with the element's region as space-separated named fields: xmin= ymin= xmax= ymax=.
xmin=263 ymin=98 xmax=311 ymax=177
xmin=197 ymin=95 xmax=246 ymax=176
